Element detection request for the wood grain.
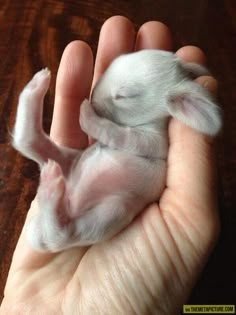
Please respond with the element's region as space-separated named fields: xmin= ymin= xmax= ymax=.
xmin=0 ymin=0 xmax=235 ymax=305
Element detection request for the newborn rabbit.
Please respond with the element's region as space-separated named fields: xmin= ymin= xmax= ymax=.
xmin=12 ymin=49 xmax=222 ymax=252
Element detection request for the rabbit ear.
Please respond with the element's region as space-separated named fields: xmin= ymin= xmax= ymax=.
xmin=166 ymin=82 xmax=222 ymax=136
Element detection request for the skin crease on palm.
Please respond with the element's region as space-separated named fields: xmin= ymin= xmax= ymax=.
xmin=0 ymin=16 xmax=220 ymax=315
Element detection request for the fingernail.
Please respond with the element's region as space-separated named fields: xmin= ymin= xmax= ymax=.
xmin=203 ymin=78 xmax=218 ymax=94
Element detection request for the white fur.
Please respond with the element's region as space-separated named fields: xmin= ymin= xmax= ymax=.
xmin=12 ymin=50 xmax=222 ymax=252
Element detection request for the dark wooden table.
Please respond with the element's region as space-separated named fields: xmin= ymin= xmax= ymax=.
xmin=0 ymin=0 xmax=235 ymax=307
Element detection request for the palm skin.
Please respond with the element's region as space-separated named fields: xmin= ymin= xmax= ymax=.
xmin=0 ymin=17 xmax=220 ymax=315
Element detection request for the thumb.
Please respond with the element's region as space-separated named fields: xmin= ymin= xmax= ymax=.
xmin=160 ymin=75 xmax=220 ymax=238
xmin=195 ymin=75 xmax=218 ymax=95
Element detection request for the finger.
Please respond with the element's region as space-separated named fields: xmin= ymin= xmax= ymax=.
xmin=92 ymin=16 xmax=135 ymax=88
xmin=50 ymin=41 xmax=93 ymax=149
xmin=176 ymin=46 xmax=218 ymax=96
xmin=176 ymin=45 xmax=207 ymax=64
xmin=195 ymin=76 xmax=218 ymax=96
xmin=160 ymin=47 xmax=220 ymax=232
xmin=162 ymin=119 xmax=219 ymax=230
xmin=135 ymin=21 xmax=172 ymax=50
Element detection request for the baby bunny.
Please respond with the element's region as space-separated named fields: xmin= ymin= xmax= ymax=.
xmin=12 ymin=49 xmax=222 ymax=252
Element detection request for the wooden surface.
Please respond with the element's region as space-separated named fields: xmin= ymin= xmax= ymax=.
xmin=0 ymin=0 xmax=235 ymax=306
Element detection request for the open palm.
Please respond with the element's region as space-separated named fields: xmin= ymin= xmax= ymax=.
xmin=1 ymin=17 xmax=220 ymax=315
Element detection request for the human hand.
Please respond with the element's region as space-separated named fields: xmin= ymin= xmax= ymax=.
xmin=1 ymin=16 xmax=220 ymax=315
